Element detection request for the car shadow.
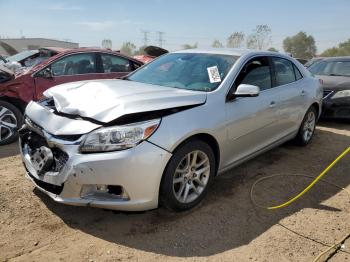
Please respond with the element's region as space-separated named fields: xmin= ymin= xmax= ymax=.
xmin=34 ymin=125 xmax=350 ymax=257
xmin=318 ymin=118 xmax=350 ymax=130
xmin=0 ymin=141 xmax=19 ymax=159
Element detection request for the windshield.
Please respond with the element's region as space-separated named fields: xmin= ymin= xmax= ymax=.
xmin=309 ymin=60 xmax=350 ymax=77
xmin=6 ymin=50 xmax=38 ymax=63
xmin=304 ymin=58 xmax=323 ymax=68
xmin=128 ymin=53 xmax=239 ymax=91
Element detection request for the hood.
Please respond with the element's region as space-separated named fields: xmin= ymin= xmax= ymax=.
xmin=44 ymin=79 xmax=207 ymax=123
xmin=316 ymin=74 xmax=350 ymax=90
xmin=0 ymin=65 xmax=14 ymax=84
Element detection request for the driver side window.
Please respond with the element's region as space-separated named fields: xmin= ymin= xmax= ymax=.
xmin=234 ymin=56 xmax=272 ymax=91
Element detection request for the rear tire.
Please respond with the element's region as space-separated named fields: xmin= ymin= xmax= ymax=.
xmin=0 ymin=100 xmax=23 ymax=145
xmin=294 ymin=106 xmax=317 ymax=146
xmin=160 ymin=140 xmax=216 ymax=211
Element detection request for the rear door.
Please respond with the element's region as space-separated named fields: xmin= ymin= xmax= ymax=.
xmin=270 ymin=56 xmax=307 ymax=137
xmin=96 ymin=53 xmax=141 ymax=79
xmin=223 ymin=56 xmax=281 ymax=167
xmin=33 ymin=52 xmax=100 ymax=100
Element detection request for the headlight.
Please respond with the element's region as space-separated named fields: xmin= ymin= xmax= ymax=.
xmin=332 ymin=90 xmax=350 ymax=99
xmin=80 ymin=119 xmax=160 ymax=153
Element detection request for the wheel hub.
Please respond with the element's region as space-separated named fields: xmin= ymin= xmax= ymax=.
xmin=173 ymin=150 xmax=210 ymax=204
xmin=0 ymin=106 xmax=17 ymax=142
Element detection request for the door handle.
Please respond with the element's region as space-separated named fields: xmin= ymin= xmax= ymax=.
xmin=301 ymin=90 xmax=306 ymax=96
xmin=269 ymin=101 xmax=276 ymax=108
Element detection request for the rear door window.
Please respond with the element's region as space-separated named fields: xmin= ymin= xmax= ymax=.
xmin=100 ymin=53 xmax=133 ymax=73
xmin=294 ymin=65 xmax=303 ymax=80
xmin=272 ymin=57 xmax=296 ymax=86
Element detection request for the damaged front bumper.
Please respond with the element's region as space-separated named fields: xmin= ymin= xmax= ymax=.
xmin=19 ymin=107 xmax=172 ymax=211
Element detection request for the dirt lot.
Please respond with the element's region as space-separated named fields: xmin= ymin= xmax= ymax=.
xmin=0 ymin=121 xmax=349 ymax=262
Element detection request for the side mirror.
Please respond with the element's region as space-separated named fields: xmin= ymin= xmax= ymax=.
xmin=234 ymin=84 xmax=260 ymax=97
xmin=40 ymin=67 xmax=53 ymax=79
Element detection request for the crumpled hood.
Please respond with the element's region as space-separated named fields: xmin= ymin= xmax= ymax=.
xmin=44 ymin=79 xmax=207 ymax=123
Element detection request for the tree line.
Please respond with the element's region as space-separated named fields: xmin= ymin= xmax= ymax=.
xmin=118 ymin=25 xmax=350 ymax=59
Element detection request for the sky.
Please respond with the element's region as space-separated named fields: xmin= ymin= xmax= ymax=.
xmin=0 ymin=0 xmax=349 ymax=53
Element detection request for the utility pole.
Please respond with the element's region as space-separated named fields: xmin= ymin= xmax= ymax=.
xmin=157 ymin=31 xmax=165 ymax=48
xmin=141 ymin=30 xmax=150 ymax=46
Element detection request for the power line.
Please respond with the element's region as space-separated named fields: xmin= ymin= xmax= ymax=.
xmin=157 ymin=31 xmax=165 ymax=48
xmin=141 ymin=30 xmax=150 ymax=46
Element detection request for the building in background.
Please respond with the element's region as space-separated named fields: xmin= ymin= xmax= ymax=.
xmin=0 ymin=38 xmax=79 ymax=56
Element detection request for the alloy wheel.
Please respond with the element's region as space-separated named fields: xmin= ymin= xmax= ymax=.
xmin=303 ymin=111 xmax=316 ymax=142
xmin=173 ymin=150 xmax=210 ymax=204
xmin=0 ymin=106 xmax=18 ymax=142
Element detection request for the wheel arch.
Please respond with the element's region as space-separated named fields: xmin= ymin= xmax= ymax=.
xmin=310 ymin=102 xmax=321 ymax=119
xmin=171 ymin=133 xmax=221 ymax=175
xmin=0 ymin=96 xmax=27 ymax=113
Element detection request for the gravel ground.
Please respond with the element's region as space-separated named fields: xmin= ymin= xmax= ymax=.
xmin=0 ymin=121 xmax=349 ymax=262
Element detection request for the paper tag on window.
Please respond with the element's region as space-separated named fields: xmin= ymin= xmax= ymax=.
xmin=207 ymin=66 xmax=221 ymax=83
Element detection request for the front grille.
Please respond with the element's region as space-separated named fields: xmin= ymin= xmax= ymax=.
xmin=323 ymin=90 xmax=334 ymax=98
xmin=51 ymin=148 xmax=69 ymax=172
xmin=20 ymin=123 xmax=70 ymax=173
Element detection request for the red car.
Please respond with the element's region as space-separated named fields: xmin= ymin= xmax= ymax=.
xmin=0 ymin=48 xmax=143 ymax=145
xmin=133 ymin=45 xmax=168 ymax=64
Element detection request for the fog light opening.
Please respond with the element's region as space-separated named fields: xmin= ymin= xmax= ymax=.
xmin=107 ymin=185 xmax=122 ymax=195
xmin=80 ymin=184 xmax=130 ymax=200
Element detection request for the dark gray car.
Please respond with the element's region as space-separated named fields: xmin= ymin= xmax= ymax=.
xmin=309 ymin=56 xmax=350 ymax=119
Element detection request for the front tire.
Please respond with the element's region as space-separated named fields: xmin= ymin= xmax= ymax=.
xmin=160 ymin=140 xmax=216 ymax=211
xmin=295 ymin=106 xmax=317 ymax=146
xmin=0 ymin=100 xmax=23 ymax=145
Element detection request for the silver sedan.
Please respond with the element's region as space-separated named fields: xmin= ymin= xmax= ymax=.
xmin=20 ymin=49 xmax=322 ymax=211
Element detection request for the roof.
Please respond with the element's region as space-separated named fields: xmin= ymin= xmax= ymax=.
xmin=0 ymin=38 xmax=78 ymax=45
xmin=40 ymin=47 xmax=71 ymax=53
xmin=173 ymin=48 xmax=290 ymax=58
xmin=321 ymin=56 xmax=350 ymax=62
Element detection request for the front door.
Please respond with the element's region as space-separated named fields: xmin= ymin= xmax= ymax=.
xmin=222 ymin=56 xmax=281 ymax=168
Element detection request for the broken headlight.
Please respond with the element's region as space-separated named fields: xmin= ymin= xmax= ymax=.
xmin=80 ymin=119 xmax=160 ymax=153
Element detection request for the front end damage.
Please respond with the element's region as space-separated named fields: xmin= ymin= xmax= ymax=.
xmin=19 ymin=80 xmax=207 ymax=211
xmin=19 ymin=102 xmax=172 ymax=211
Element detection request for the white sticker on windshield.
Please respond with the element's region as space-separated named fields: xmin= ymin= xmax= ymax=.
xmin=207 ymin=66 xmax=221 ymax=83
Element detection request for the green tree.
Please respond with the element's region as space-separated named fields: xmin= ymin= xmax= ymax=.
xmin=227 ymin=32 xmax=245 ymax=48
xmin=283 ymin=32 xmax=316 ymax=59
xmin=321 ymin=39 xmax=350 ymax=57
xmin=101 ymin=39 xmax=112 ymax=49
xmin=268 ymin=47 xmax=278 ymax=52
xmin=182 ymin=43 xmax=198 ymax=49
xmin=212 ymin=40 xmax=224 ymax=48
xmin=246 ymin=25 xmax=271 ymax=50
xmin=120 ymin=42 xmax=136 ymax=56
